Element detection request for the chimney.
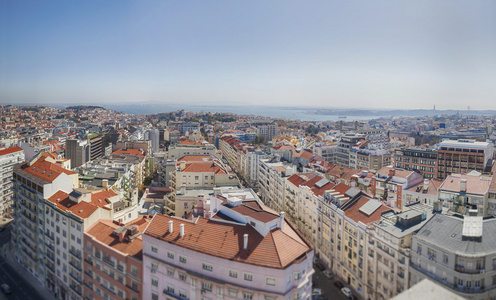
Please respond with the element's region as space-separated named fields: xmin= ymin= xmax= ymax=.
xmin=180 ymin=161 xmax=186 ymax=171
xmin=243 ymin=234 xmax=248 ymax=250
xmin=180 ymin=224 xmax=185 ymax=237
xmin=460 ymin=179 xmax=467 ymax=192
xmin=388 ymin=169 xmax=395 ymax=178
xmin=169 ymin=220 xmax=173 ymax=233
xmin=280 ymin=212 xmax=285 ymax=231
xmin=423 ymin=179 xmax=429 ymax=191
xmin=102 ymin=179 xmax=108 ymax=188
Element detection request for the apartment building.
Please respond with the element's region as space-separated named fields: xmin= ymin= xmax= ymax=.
xmin=410 ymin=214 xmax=496 ymax=300
xmin=44 ymin=189 xmax=116 ymax=299
xmin=436 ymin=139 xmax=494 ymax=180
xmin=336 ymin=134 xmax=365 ymax=168
xmin=167 ymin=141 xmax=216 ymax=159
xmin=437 ymin=173 xmax=491 ymax=216
xmin=11 ymin=153 xmax=77 ymax=286
xmin=285 ymin=173 xmax=335 ymax=246
xmin=313 ymin=143 xmax=338 ymax=164
xmin=371 ymin=167 xmax=424 ymax=210
xmin=258 ymin=157 xmax=295 ymax=213
xmin=250 ymin=119 xmax=278 ymax=141
xmin=403 ymin=178 xmax=442 ymax=208
xmin=0 ymin=146 xmax=24 ymax=217
xmin=394 ymin=148 xmax=437 ymax=179
xmin=142 ymin=194 xmax=314 ymax=300
xmin=369 ymin=203 xmax=433 ymax=300
xmin=168 ymin=155 xmax=239 ymax=215
xmin=84 ymin=217 xmax=150 ymax=300
xmin=349 ymin=148 xmax=392 ymax=172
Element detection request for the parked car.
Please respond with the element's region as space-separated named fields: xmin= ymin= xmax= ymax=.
xmin=315 ymin=262 xmax=326 ymax=271
xmin=1 ymin=284 xmax=12 ymax=295
xmin=333 ymin=281 xmax=344 ymax=289
xmin=312 ymin=296 xmax=326 ymax=300
xmin=312 ymin=288 xmax=322 ymax=296
xmin=323 ymin=269 xmax=334 ymax=279
xmin=341 ymin=287 xmax=352 ymax=297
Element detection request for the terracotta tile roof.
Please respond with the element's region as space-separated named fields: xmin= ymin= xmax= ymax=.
xmin=439 ymin=174 xmax=491 ymax=195
xmin=144 ymin=214 xmax=311 ymax=269
xmin=405 ymin=179 xmax=443 ymax=196
xmin=332 ymin=183 xmax=352 ymax=195
xmin=47 ymin=191 xmax=99 ymax=219
xmin=300 ymin=175 xmax=335 ymax=197
xmin=376 ymin=166 xmax=414 ymax=179
xmin=177 ymin=155 xmax=212 ymax=162
xmin=181 ymin=161 xmax=230 ymax=174
xmin=229 ymin=205 xmax=280 ymax=223
xmin=111 ymin=149 xmax=144 ymax=157
xmin=86 ymin=218 xmax=149 ymax=260
xmin=0 ymin=146 xmax=23 ymax=156
xmin=90 ymin=189 xmax=117 ymax=208
xmin=287 ymin=173 xmax=317 ymax=187
xmin=344 ymin=195 xmax=391 ymax=225
xmin=23 ymin=153 xmax=75 ymax=183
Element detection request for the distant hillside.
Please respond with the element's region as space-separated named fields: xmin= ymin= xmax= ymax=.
xmin=67 ymin=105 xmax=104 ymax=111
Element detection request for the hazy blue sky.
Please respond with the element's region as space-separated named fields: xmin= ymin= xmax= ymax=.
xmin=1 ymin=1 xmax=495 ymax=109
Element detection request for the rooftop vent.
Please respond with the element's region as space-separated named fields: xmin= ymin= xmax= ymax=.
xmin=462 ymin=215 xmax=483 ymax=242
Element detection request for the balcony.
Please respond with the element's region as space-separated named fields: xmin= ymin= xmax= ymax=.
xmin=70 ymin=271 xmax=83 ymax=283
xmin=69 ymin=260 xmax=82 ymax=271
xmin=70 ymin=248 xmax=82 ymax=259
xmin=102 ymin=257 xmax=115 ymax=268
xmin=69 ymin=283 xmax=82 ymax=296
xmin=454 ymin=264 xmax=484 ymax=274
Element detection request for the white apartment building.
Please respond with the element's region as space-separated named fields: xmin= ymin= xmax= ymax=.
xmin=12 ymin=153 xmax=77 ymax=286
xmin=0 ymin=146 xmax=25 ymax=217
xmin=258 ymin=157 xmax=295 ymax=213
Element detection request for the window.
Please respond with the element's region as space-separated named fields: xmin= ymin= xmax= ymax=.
xmin=179 ymin=289 xmax=187 ymax=299
xmin=167 ymin=285 xmax=174 ymax=294
xmin=151 ymin=261 xmax=158 ymax=273
xmin=167 ymin=268 xmax=174 ymax=277
xmin=151 ymin=291 xmax=159 ymax=300
xmin=243 ymin=292 xmax=253 ymax=300
xmin=229 ymin=270 xmax=238 ymax=278
xmin=179 ymin=273 xmax=187 ymax=281
xmin=167 ymin=251 xmax=175 ymax=259
xmin=228 ymin=288 xmax=238 ymax=297
xmin=131 ymin=265 xmax=138 ymax=277
xmin=443 ymin=254 xmax=448 ymax=264
xmin=244 ymin=273 xmax=253 ymax=281
xmin=179 ymin=256 xmax=187 ymax=263
xmin=201 ymin=282 xmax=212 ymax=292
xmin=151 ymin=276 xmax=158 ymax=287
xmin=202 ymin=263 xmax=213 ymax=272
xmin=151 ymin=245 xmax=158 ymax=253
xmin=266 ymin=277 xmax=276 ymax=286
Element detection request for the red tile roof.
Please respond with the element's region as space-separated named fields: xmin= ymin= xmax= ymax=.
xmin=181 ymin=161 xmax=230 ymax=174
xmin=85 ymin=218 xmax=149 ymax=259
xmin=23 ymin=153 xmax=75 ymax=183
xmin=90 ymin=189 xmax=117 ymax=208
xmin=145 ymin=214 xmax=311 ymax=269
xmin=111 ymin=149 xmax=144 ymax=157
xmin=47 ymin=191 xmax=99 ymax=219
xmin=344 ymin=196 xmax=391 ymax=225
xmin=0 ymin=146 xmax=23 ymax=156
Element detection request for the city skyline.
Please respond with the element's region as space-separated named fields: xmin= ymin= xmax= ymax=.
xmin=1 ymin=1 xmax=495 ymax=110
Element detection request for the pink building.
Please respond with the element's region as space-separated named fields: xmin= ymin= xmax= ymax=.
xmin=143 ymin=193 xmax=314 ymax=300
xmin=84 ymin=216 xmax=150 ymax=300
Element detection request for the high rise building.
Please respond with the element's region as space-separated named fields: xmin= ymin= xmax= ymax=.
xmin=0 ymin=146 xmax=24 ymax=217
xmin=11 ymin=153 xmax=77 ymax=285
xmin=436 ymin=139 xmax=494 ymax=180
xmin=66 ymin=139 xmax=90 ymax=169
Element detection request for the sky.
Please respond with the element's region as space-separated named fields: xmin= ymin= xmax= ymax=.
xmin=1 ymin=1 xmax=495 ymax=110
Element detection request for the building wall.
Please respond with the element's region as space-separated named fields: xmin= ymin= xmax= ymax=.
xmin=0 ymin=148 xmax=25 ymax=217
xmin=142 ymin=234 xmax=314 ymax=300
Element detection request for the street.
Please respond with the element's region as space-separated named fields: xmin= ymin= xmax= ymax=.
xmin=0 ymin=223 xmax=49 ymax=300
xmin=313 ymin=265 xmax=356 ymax=300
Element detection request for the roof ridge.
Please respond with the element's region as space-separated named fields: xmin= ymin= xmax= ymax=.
xmin=268 ymin=230 xmax=284 ymax=268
